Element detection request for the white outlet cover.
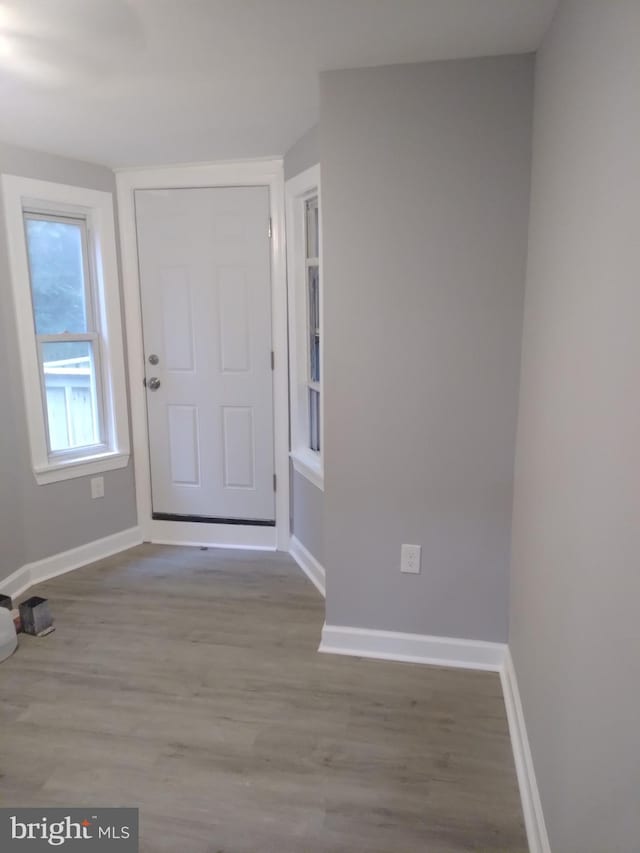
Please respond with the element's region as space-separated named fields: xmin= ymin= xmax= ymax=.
xmin=401 ymin=544 xmax=421 ymax=574
xmin=91 ymin=476 xmax=105 ymax=499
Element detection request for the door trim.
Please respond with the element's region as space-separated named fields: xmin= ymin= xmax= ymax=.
xmin=116 ymin=159 xmax=289 ymax=551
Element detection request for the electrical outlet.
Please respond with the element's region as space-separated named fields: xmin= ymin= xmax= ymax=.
xmin=401 ymin=544 xmax=421 ymax=574
xmin=90 ymin=476 xmax=105 ymax=500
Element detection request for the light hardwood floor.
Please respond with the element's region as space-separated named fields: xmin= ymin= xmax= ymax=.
xmin=0 ymin=544 xmax=526 ymax=852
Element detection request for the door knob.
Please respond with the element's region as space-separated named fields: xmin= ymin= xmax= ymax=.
xmin=147 ymin=377 xmax=161 ymax=391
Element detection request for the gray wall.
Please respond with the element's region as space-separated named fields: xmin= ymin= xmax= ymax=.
xmin=0 ymin=141 xmax=137 ymax=579
xmin=509 ymin=2 xmax=640 ymax=850
xmin=290 ymin=471 xmax=324 ymax=566
xmin=320 ymin=56 xmax=533 ymax=641
xmin=283 ymin=125 xmax=319 ymax=182
xmin=284 ymin=126 xmax=324 ymax=566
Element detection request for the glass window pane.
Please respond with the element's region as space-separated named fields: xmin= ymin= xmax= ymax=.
xmin=45 ymin=387 xmax=69 ymax=451
xmin=41 ymin=340 xmax=100 ymax=451
xmin=308 ymin=264 xmax=319 ymax=332
xmin=305 ymin=196 xmax=319 ymax=259
xmin=308 ymin=264 xmax=320 ymax=382
xmin=25 ymin=216 xmax=88 ymax=335
xmin=309 ymin=388 xmax=320 ymax=452
xmin=310 ymin=334 xmax=320 ymax=384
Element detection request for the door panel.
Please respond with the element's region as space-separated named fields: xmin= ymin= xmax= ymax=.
xmin=222 ymin=406 xmax=255 ymax=489
xmin=160 ymin=267 xmax=195 ymax=371
xmin=135 ymin=186 xmax=274 ymax=522
xmin=218 ymin=268 xmax=250 ymax=372
xmin=167 ymin=404 xmax=200 ymax=485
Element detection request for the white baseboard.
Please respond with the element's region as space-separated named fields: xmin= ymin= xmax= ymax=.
xmin=319 ymin=623 xmax=506 ymax=671
xmin=149 ymin=538 xmax=276 ymax=552
xmin=500 ymin=649 xmax=551 ymax=853
xmin=0 ymin=526 xmax=143 ymax=601
xmin=289 ymin=535 xmax=325 ymax=597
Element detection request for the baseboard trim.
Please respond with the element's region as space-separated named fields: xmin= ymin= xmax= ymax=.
xmin=500 ymin=649 xmax=551 ymax=853
xmin=149 ymin=538 xmax=276 ymax=552
xmin=289 ymin=535 xmax=325 ymax=597
xmin=0 ymin=526 xmax=143 ymax=601
xmin=319 ymin=623 xmax=506 ymax=671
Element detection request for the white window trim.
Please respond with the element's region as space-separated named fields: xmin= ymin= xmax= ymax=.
xmin=286 ymin=164 xmax=324 ymax=491
xmin=2 ymin=175 xmax=130 ymax=484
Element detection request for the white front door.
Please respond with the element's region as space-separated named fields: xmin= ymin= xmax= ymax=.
xmin=135 ymin=186 xmax=275 ymax=524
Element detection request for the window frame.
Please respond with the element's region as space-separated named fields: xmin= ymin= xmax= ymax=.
xmin=285 ymin=165 xmax=324 ymax=491
xmin=25 ymin=211 xmax=107 ymax=459
xmin=2 ymin=175 xmax=130 ymax=484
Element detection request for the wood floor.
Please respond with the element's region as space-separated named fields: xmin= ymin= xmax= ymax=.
xmin=0 ymin=544 xmax=526 ymax=852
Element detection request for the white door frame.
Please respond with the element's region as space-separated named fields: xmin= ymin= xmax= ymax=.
xmin=116 ymin=159 xmax=289 ymax=551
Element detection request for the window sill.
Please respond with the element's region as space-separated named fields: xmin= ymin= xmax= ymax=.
xmin=34 ymin=451 xmax=130 ymax=485
xmin=290 ymin=449 xmax=324 ymax=492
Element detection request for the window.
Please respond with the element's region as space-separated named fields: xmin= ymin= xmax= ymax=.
xmin=305 ymin=195 xmax=321 ymax=453
xmin=286 ymin=165 xmax=323 ymax=490
xmin=2 ymin=175 xmax=130 ymax=484
xmin=25 ymin=213 xmax=104 ymax=455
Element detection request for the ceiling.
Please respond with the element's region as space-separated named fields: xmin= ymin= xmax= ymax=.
xmin=0 ymin=0 xmax=558 ymax=169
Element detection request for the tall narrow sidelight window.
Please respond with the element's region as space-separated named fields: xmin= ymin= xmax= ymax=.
xmin=305 ymin=195 xmax=321 ymax=452
xmin=286 ymin=165 xmax=323 ymax=490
